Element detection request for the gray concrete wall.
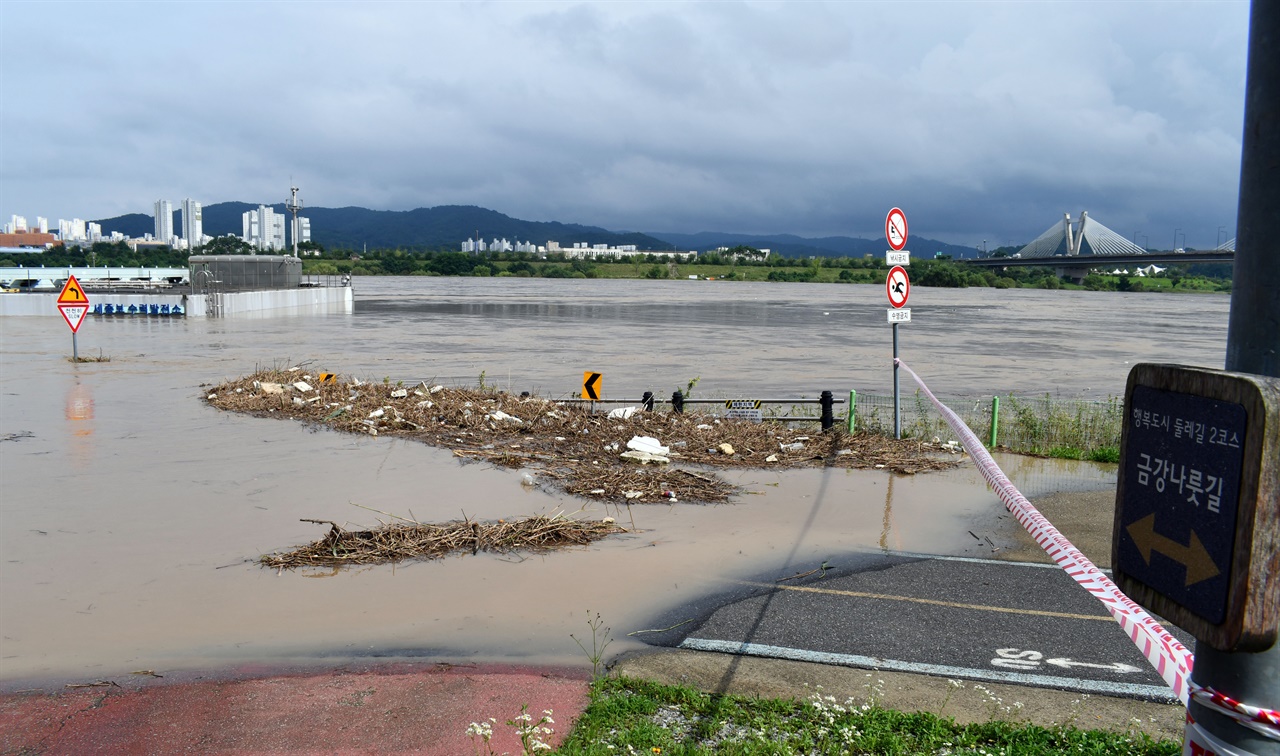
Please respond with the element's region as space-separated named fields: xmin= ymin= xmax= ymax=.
xmin=0 ymin=287 xmax=350 ymax=318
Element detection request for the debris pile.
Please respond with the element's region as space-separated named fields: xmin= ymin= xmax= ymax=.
xmin=204 ymin=368 xmax=961 ymax=505
xmin=260 ymin=513 xmax=625 ymax=569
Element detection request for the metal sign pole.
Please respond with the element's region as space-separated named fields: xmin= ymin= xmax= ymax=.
xmin=893 ymin=321 xmax=901 ymax=439
xmin=1189 ymin=1 xmax=1279 ymax=752
xmin=72 ymin=332 xmax=78 ymax=362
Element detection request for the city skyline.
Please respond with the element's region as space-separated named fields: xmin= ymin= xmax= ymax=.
xmin=1 ymin=3 xmax=1251 ymax=249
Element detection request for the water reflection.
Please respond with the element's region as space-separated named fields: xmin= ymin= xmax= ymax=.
xmin=880 ymin=474 xmax=897 ymax=553
xmin=64 ymin=378 xmax=94 ymax=469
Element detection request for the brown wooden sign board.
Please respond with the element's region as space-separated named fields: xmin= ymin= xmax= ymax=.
xmin=1113 ymin=363 xmax=1279 ymax=652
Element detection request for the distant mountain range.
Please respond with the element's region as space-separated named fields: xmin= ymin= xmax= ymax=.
xmin=94 ymin=204 xmax=985 ymax=259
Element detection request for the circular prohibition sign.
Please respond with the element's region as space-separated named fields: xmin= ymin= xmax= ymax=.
xmin=885 ymin=207 xmax=908 ymax=251
xmin=886 ymin=265 xmax=910 ymax=308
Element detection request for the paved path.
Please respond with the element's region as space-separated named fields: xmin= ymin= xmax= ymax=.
xmin=654 ymin=550 xmax=1192 ymax=702
xmin=0 ymin=663 xmax=589 ymax=755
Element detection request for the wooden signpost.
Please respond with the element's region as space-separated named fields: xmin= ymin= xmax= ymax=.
xmin=1113 ymin=363 xmax=1279 ymax=652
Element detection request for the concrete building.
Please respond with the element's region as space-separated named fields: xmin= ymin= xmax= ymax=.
xmin=292 ymin=216 xmax=311 ymax=253
xmin=242 ymin=205 xmax=286 ymax=252
xmin=154 ymin=200 xmax=174 ymax=244
xmin=59 ymin=219 xmax=87 ymax=242
xmin=182 ymin=198 xmax=203 ymax=249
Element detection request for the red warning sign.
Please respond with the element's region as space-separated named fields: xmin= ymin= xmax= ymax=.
xmin=57 ymin=275 xmax=91 ymax=333
xmin=885 ymin=208 xmax=908 ymax=251
xmin=59 ymin=305 xmax=88 ymax=333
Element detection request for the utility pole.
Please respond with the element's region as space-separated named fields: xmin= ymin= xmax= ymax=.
xmin=286 ymin=186 xmax=303 ymax=258
xmin=1190 ymin=2 xmax=1279 ymax=753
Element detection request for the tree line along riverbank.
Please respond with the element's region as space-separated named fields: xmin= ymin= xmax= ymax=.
xmin=2 ymin=242 xmax=1232 ymax=292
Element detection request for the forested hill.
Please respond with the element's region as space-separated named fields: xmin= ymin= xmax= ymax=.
xmin=93 ymin=203 xmax=986 ymax=258
xmin=95 ymin=204 xmax=669 ymax=251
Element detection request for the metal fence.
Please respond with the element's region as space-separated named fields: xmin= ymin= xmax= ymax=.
xmin=851 ymin=390 xmax=1124 ymax=458
xmin=397 ymin=375 xmax=1125 ymax=459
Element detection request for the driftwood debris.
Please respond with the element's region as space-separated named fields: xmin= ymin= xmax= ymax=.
xmin=205 ymin=368 xmax=960 ymax=505
xmin=260 ymin=514 xmax=626 ymax=569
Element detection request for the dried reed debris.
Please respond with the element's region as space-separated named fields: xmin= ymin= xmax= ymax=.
xmin=204 ymin=367 xmax=960 ymax=505
xmin=260 ymin=513 xmax=626 ymax=569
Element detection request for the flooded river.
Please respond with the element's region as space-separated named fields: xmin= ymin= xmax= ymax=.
xmin=0 ymin=278 xmax=1230 ymax=685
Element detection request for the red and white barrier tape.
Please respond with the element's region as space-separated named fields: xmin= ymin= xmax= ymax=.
xmin=893 ymin=359 xmax=1280 ymax=742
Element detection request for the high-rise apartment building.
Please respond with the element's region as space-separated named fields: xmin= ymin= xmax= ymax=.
xmin=59 ymin=218 xmax=87 ymax=241
xmin=292 ymin=216 xmax=311 ymax=252
xmin=242 ymin=205 xmax=286 ymax=251
xmin=154 ymin=199 xmax=173 ymax=243
xmin=268 ymin=212 xmax=285 ymax=251
xmin=182 ymin=198 xmax=203 ymax=249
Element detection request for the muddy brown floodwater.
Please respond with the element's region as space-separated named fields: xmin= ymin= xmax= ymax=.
xmin=0 ymin=278 xmax=1229 ymax=686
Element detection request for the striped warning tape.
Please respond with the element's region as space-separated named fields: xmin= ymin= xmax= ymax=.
xmin=894 ymin=359 xmax=1279 ymax=742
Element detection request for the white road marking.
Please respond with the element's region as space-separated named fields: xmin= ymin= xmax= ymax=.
xmin=1046 ymin=658 xmax=1144 ymax=674
xmin=680 ymin=638 xmax=1178 ymax=703
xmin=992 ymin=648 xmax=1143 ymax=674
xmin=864 ymin=548 xmax=1113 ymax=575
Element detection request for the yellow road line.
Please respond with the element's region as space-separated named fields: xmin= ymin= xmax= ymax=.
xmin=739 ymin=581 xmax=1112 ymax=622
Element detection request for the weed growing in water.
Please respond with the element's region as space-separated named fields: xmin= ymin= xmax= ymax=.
xmin=571 ymin=610 xmax=614 ymax=680
xmin=69 ymin=349 xmax=111 ymax=363
xmin=1090 ymin=445 xmax=1120 ymax=463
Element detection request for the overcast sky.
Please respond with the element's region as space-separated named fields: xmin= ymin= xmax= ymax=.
xmin=0 ymin=1 xmax=1252 ymax=248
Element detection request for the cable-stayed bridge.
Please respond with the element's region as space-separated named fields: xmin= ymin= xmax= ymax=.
xmin=965 ymin=212 xmax=1234 ymax=281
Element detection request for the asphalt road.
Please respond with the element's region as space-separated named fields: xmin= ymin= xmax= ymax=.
xmin=650 ymin=550 xmax=1192 ymax=703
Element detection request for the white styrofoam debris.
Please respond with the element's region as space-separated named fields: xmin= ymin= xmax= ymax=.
xmin=626 ymin=436 xmax=669 ymax=456
xmin=620 ymin=450 xmax=670 ymax=465
xmin=607 ymin=406 xmax=638 ymax=420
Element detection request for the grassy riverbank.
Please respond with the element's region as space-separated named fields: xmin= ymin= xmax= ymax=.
xmin=299 ymin=256 xmax=1230 ymax=293
xmin=2 ymin=242 xmax=1232 ymax=293
xmin=542 ymin=676 xmax=1178 ymax=754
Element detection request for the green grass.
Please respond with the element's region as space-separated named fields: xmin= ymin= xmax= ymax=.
xmin=553 ymin=677 xmax=1178 ymax=755
xmin=1089 ymin=447 xmax=1121 ymax=464
xmin=849 ymin=392 xmax=1123 ymax=464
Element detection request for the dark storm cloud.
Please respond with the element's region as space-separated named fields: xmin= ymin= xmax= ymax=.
xmin=0 ymin=1 xmax=1249 ymax=248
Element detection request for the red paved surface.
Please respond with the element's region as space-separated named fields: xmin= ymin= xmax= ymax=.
xmin=0 ymin=663 xmax=591 ymax=755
